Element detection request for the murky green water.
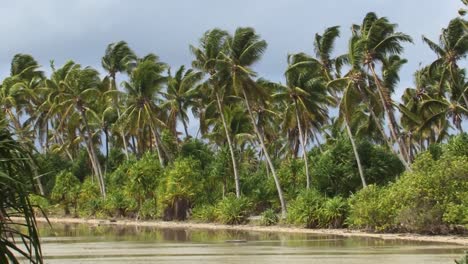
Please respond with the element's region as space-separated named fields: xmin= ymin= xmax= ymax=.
xmin=32 ymin=223 xmax=466 ymax=263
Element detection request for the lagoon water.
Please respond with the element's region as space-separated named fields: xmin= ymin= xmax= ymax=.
xmin=34 ymin=223 xmax=465 ymax=264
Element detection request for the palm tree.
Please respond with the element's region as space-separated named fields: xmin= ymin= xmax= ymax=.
xmin=222 ymin=27 xmax=287 ymax=216
xmin=273 ymin=56 xmax=331 ymax=189
xmin=119 ymin=54 xmax=167 ymax=166
xmin=0 ymin=54 xmax=46 ymax=195
xmin=46 ymin=61 xmax=106 ymax=197
xmin=102 ymin=41 xmax=137 ymax=159
xmin=163 ymin=65 xmax=203 ymax=139
xmin=190 ymin=29 xmax=243 ymax=198
xmin=327 ymin=35 xmax=369 ymax=188
xmin=355 ymin=12 xmax=413 ymax=164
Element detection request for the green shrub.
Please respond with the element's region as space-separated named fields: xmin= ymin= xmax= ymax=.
xmin=260 ymin=208 xmax=279 ymax=226
xmin=103 ymin=190 xmax=136 ymax=217
xmin=34 ymin=152 xmax=71 ymax=195
xmin=139 ymin=199 xmax=158 ymax=220
xmin=216 ymin=195 xmax=252 ymax=225
xmin=277 ymin=158 xmax=306 ymax=200
xmin=29 ymin=194 xmax=50 ymax=217
xmin=125 ymin=152 xmax=162 ymax=212
xmin=347 ymin=185 xmax=395 ymax=231
xmin=320 ymin=196 xmax=348 ymax=228
xmin=347 ymin=146 xmax=468 ymax=233
xmin=51 ymin=171 xmax=81 ymax=216
xmin=78 ymin=177 xmax=102 ymax=217
xmin=311 ymin=137 xmax=404 ymax=197
xmin=159 ymin=158 xmax=203 ymax=220
xmin=286 ymin=189 xmax=325 ymax=228
xmin=191 ymin=205 xmax=217 ymax=222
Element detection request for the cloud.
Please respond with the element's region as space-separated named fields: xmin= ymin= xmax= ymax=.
xmin=0 ymin=0 xmax=462 ymax=92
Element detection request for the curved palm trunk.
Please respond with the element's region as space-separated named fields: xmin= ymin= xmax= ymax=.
xmin=215 ymin=92 xmax=241 ymax=198
xmin=369 ymin=65 xmax=410 ymax=165
xmin=345 ymin=119 xmax=367 ymax=188
xmin=241 ymin=88 xmax=287 ymax=217
xmin=357 ymin=84 xmax=410 ymax=170
xmin=294 ymin=99 xmax=311 ymax=189
xmin=79 ymin=110 xmax=106 ymax=197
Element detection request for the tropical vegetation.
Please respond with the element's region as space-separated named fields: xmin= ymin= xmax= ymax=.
xmin=1 ymin=2 xmax=467 ymax=262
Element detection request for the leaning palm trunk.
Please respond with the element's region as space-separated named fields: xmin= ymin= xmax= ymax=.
xmin=369 ymin=65 xmax=410 ymax=165
xmin=241 ymin=88 xmax=287 ymax=217
xmin=215 ymin=92 xmax=241 ymax=198
xmin=79 ymin=110 xmax=106 ymax=197
xmin=111 ymin=77 xmax=130 ymax=160
xmin=357 ymin=84 xmax=411 ymax=170
xmin=345 ymin=119 xmax=367 ymax=188
xmin=294 ymin=99 xmax=311 ymax=189
xmin=150 ymin=126 xmax=165 ymax=167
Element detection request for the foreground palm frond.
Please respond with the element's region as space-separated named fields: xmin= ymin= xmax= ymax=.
xmin=0 ymin=121 xmax=43 ymax=264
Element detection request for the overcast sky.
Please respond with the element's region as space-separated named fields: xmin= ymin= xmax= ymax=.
xmin=0 ymin=1 xmax=464 ymax=110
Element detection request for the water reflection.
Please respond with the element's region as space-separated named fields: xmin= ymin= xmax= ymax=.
xmin=33 ymin=222 xmax=466 ymax=264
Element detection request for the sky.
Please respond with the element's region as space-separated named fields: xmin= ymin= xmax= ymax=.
xmin=0 ymin=0 xmax=465 ymax=134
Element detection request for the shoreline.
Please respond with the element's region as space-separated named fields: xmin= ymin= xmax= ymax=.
xmin=24 ymin=217 xmax=468 ymax=246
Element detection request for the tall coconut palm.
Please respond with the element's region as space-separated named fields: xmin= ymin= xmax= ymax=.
xmin=355 ymin=12 xmax=413 ymax=164
xmin=273 ymin=56 xmax=331 ymax=189
xmin=327 ymin=35 xmax=369 ymax=188
xmin=46 ymin=61 xmax=106 ymax=197
xmin=190 ymin=29 xmax=243 ymax=198
xmin=423 ymin=18 xmax=468 ymax=105
xmin=119 ymin=54 xmax=167 ymax=166
xmin=102 ymin=41 xmax=137 ymax=159
xmin=222 ymin=27 xmax=286 ymax=216
xmin=163 ymin=65 xmax=203 ymax=139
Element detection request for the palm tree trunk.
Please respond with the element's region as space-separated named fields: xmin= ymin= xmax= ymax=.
xmin=357 ymin=84 xmax=411 ymax=169
xmin=294 ymin=99 xmax=311 ymax=189
xmin=181 ymin=117 xmax=190 ymax=138
xmin=150 ymin=125 xmax=165 ymax=167
xmin=215 ymin=92 xmax=241 ymax=198
xmin=121 ymin=131 xmax=129 ymax=160
xmin=110 ymin=75 xmax=130 ymax=161
xmin=104 ymin=127 xmax=109 ymax=172
xmin=241 ymin=88 xmax=287 ymax=217
xmin=369 ymin=65 xmax=410 ymax=165
xmin=345 ymin=119 xmax=366 ymax=188
xmin=29 ymin=154 xmax=45 ymax=196
xmin=79 ymin=110 xmax=106 ymax=197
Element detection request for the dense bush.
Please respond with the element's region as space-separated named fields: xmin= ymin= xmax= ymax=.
xmin=311 ymin=137 xmax=404 ymax=197
xmin=215 ymin=195 xmax=252 ymax=225
xmin=159 ymin=157 xmax=203 ymax=220
xmin=287 ymin=190 xmax=348 ymax=228
xmin=29 ymin=194 xmax=50 ymax=217
xmin=277 ymin=158 xmax=306 ymax=200
xmin=77 ymin=177 xmax=102 ymax=217
xmin=191 ymin=205 xmax=217 ymax=222
xmin=348 ymin=134 xmax=468 ymax=233
xmin=35 ymin=153 xmax=71 ymax=195
xmin=287 ymin=189 xmax=325 ymax=228
xmin=260 ymin=208 xmax=279 ymax=226
xmin=51 ymin=171 xmax=81 ymax=216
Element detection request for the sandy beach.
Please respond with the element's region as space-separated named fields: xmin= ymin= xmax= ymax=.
xmin=23 ymin=217 xmax=468 ymax=246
